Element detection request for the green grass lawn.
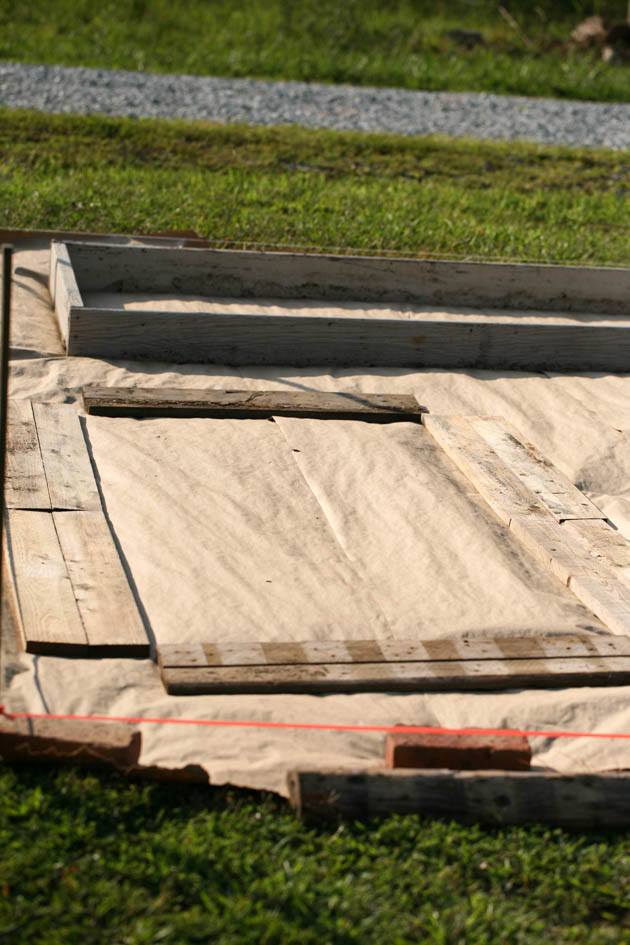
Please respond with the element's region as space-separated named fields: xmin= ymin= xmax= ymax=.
xmin=1 ymin=110 xmax=629 ymax=265
xmin=1 ymin=108 xmax=630 ymax=942
xmin=1 ymin=0 xmax=630 ymax=102
xmin=1 ymin=764 xmax=629 ymax=945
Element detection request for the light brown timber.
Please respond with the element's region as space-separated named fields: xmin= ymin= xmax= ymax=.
xmin=32 ymin=403 xmax=101 ymax=511
xmin=53 ymin=511 xmax=148 ymax=655
xmin=5 ymin=509 xmax=88 ymax=653
xmin=5 ymin=400 xmax=50 ymax=510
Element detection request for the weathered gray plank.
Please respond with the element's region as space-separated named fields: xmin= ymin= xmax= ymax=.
xmin=158 ymin=634 xmax=630 ymax=669
xmin=53 ymin=511 xmax=148 ymax=656
xmin=82 ymin=387 xmax=427 ymax=422
xmin=65 ymin=307 xmax=630 ymax=370
xmin=160 ymin=656 xmax=630 ymax=696
xmin=288 ymin=769 xmax=630 ymax=826
xmin=510 ymin=517 xmax=630 ymax=636
xmin=423 ymin=415 xmax=548 ymax=526
xmin=32 ymin=403 xmax=101 ymax=511
xmin=5 ymin=400 xmax=50 ymax=509
xmin=5 ymin=509 xmax=88 ymax=654
xmin=470 ymin=417 xmax=604 ymax=521
xmin=563 ymin=519 xmax=630 ymax=584
xmin=62 ymin=242 xmax=630 ymax=315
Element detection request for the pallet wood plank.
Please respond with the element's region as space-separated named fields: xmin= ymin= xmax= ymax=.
xmin=422 ymin=415 xmax=548 ymax=526
xmin=160 ymin=655 xmax=630 ymax=696
xmin=53 ymin=511 xmax=149 ymax=656
xmin=5 ymin=400 xmax=50 ymax=510
xmin=32 ymin=403 xmax=101 ymax=511
xmin=158 ymin=634 xmax=630 ymax=669
xmin=288 ymin=769 xmax=630 ymax=826
xmin=82 ymin=387 xmax=427 ymax=422
xmin=509 ymin=517 xmax=630 ymax=636
xmin=470 ymin=417 xmax=604 ymax=522
xmin=5 ymin=509 xmax=88 ymax=654
xmin=563 ymin=519 xmax=630 ymax=584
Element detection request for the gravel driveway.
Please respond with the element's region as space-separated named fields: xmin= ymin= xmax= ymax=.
xmin=1 ymin=61 xmax=629 ymax=149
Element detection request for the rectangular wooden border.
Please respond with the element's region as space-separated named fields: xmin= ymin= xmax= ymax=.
xmin=53 ymin=242 xmax=630 ymax=369
xmin=105 ymin=389 xmax=630 ymax=694
xmin=288 ymin=769 xmax=630 ymax=826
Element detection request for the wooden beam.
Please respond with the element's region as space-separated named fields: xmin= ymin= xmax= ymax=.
xmin=61 ymin=242 xmax=630 ymax=315
xmin=162 ymin=659 xmax=630 ymax=695
xmin=5 ymin=509 xmax=88 ymax=654
xmin=288 ymin=769 xmax=630 ymax=826
xmin=82 ymin=387 xmax=428 ymax=422
xmin=159 ymin=634 xmax=630 ymax=667
xmin=53 ymin=511 xmax=149 ymax=656
xmin=5 ymin=400 xmax=50 ymax=510
xmin=32 ymin=403 xmax=101 ymax=511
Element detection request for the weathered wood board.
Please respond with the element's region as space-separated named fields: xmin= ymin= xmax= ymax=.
xmin=5 ymin=509 xmax=88 ymax=653
xmin=159 ymin=635 xmax=630 ymax=695
xmin=53 ymin=511 xmax=148 ymax=655
xmin=52 ymin=242 xmax=630 ymax=368
xmin=57 ymin=242 xmax=630 ymax=314
xmin=82 ymin=387 xmax=427 ymax=422
xmin=5 ymin=400 xmax=50 ymax=510
xmin=288 ymin=769 xmax=630 ymax=826
xmin=32 ymin=403 xmax=101 ymax=511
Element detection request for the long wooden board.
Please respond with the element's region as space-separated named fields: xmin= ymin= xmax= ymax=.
xmin=5 ymin=509 xmax=88 ymax=653
xmin=288 ymin=769 xmax=630 ymax=826
xmin=64 ymin=307 xmax=630 ymax=370
xmin=61 ymin=242 xmax=630 ymax=315
xmin=159 ymin=634 xmax=630 ymax=668
xmin=159 ymin=638 xmax=630 ymax=695
xmin=32 ymin=403 xmax=101 ymax=511
xmin=5 ymin=400 xmax=50 ymax=510
xmin=82 ymin=387 xmax=427 ymax=422
xmin=53 ymin=511 xmax=149 ymax=655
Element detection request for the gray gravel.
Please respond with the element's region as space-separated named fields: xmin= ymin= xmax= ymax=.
xmin=1 ymin=61 xmax=629 ymax=149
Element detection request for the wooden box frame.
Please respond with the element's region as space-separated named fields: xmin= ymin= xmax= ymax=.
xmin=49 ymin=242 xmax=630 ymax=370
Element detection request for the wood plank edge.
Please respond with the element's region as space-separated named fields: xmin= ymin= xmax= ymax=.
xmin=287 ymin=769 xmax=630 ymax=824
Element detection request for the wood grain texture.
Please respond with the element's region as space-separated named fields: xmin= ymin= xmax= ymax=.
xmin=288 ymin=769 xmax=630 ymax=826
xmin=5 ymin=509 xmax=88 ymax=654
xmin=49 ymin=241 xmax=82 ymax=346
xmin=510 ymin=517 xmax=630 ymax=636
xmin=63 ymin=242 xmax=630 ymax=315
xmin=53 ymin=511 xmax=149 ymax=656
xmin=160 ymin=656 xmax=630 ymax=696
xmin=32 ymin=403 xmax=101 ymax=511
xmin=65 ymin=307 xmax=630 ymax=370
xmin=159 ymin=634 xmax=630 ymax=668
xmin=82 ymin=387 xmax=427 ymax=422
xmin=423 ymin=415 xmax=548 ymax=526
xmin=5 ymin=400 xmax=50 ymax=510
xmin=470 ymin=417 xmax=604 ymax=522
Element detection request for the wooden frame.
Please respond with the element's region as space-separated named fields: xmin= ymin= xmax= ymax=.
xmin=13 ymin=387 xmax=630 ymax=689
xmin=81 ymin=385 xmax=630 ymax=694
xmin=51 ymin=242 xmax=630 ymax=370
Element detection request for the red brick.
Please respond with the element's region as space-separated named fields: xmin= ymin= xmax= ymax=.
xmin=385 ymin=733 xmax=531 ymax=771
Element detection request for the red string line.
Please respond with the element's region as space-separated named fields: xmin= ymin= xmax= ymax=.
xmin=1 ymin=705 xmax=629 ymax=740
